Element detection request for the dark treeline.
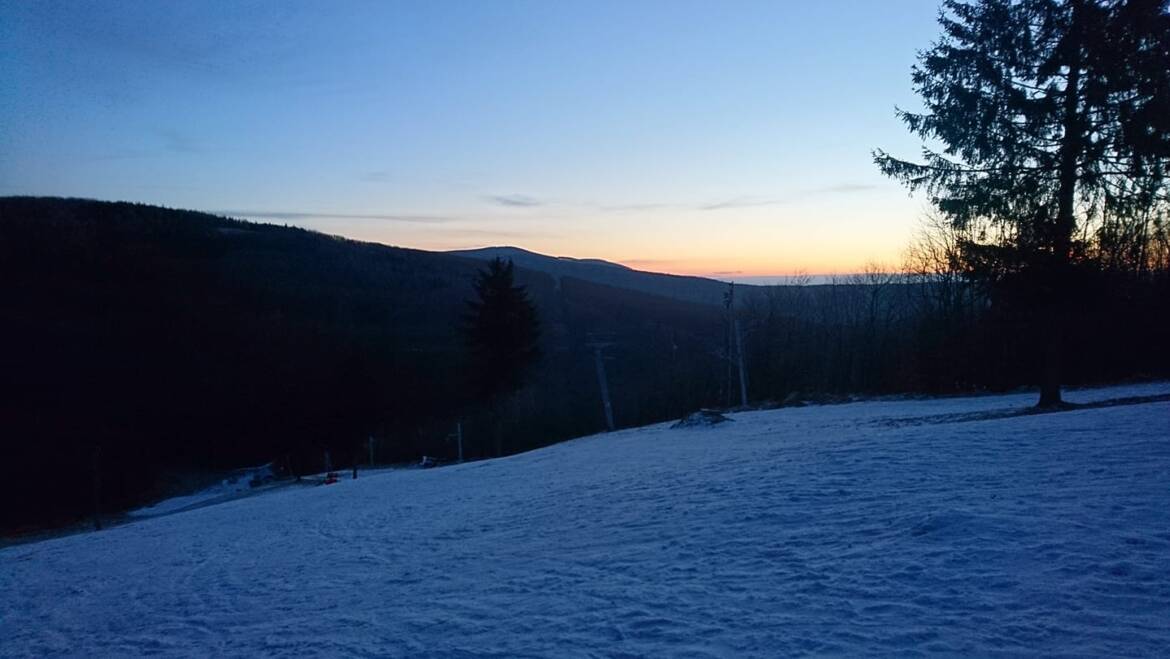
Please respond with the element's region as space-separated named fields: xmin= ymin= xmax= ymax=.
xmin=0 ymin=197 xmax=727 ymax=531
xmin=738 ymin=216 xmax=1170 ymax=399
xmin=2 ymin=197 xmax=1167 ymax=532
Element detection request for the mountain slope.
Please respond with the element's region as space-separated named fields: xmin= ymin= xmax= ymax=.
xmin=0 ymin=197 xmax=729 ymax=529
xmin=3 ymin=382 xmax=1168 ymax=656
xmin=448 ymin=245 xmax=751 ymax=307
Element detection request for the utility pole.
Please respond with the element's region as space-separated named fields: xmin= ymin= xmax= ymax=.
xmin=445 ymin=422 xmax=465 ymax=462
xmin=724 ymin=283 xmax=735 ymax=407
xmin=734 ymin=314 xmax=748 ymax=408
xmin=587 ymin=340 xmax=616 ymax=431
xmin=724 ymin=282 xmax=749 ymax=408
xmin=91 ymin=444 xmax=102 ymax=531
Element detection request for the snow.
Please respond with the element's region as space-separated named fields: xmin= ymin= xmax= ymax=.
xmin=127 ymin=465 xmax=277 ymax=519
xmin=3 ymin=383 xmax=1169 ymax=656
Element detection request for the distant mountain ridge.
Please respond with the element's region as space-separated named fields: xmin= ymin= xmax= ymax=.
xmin=448 ymin=246 xmax=750 ymax=307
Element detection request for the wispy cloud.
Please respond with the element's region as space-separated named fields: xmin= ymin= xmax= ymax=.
xmin=86 ymin=129 xmax=204 ymax=161
xmin=159 ymin=128 xmax=200 ymax=154
xmin=813 ymin=183 xmax=878 ymax=194
xmin=597 ymin=202 xmax=678 ymax=212
xmin=135 ymin=183 xmax=205 ymax=191
xmin=470 ymin=183 xmax=879 ymax=216
xmin=620 ymin=258 xmax=677 ymax=266
xmin=698 ymin=197 xmax=781 ymax=211
xmin=697 ymin=183 xmax=878 ymax=211
xmin=444 ymin=228 xmax=553 ymax=239
xmin=217 ymin=210 xmax=454 ymax=224
xmin=486 ymin=194 xmax=544 ymax=208
xmin=88 ymin=149 xmax=159 ymax=161
xmin=573 ymin=183 xmax=883 ymax=215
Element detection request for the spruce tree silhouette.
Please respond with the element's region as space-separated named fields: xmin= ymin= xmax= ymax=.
xmin=875 ymin=0 xmax=1170 ymax=407
xmin=463 ymin=258 xmax=541 ymax=455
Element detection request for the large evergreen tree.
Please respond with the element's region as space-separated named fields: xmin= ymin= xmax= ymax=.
xmin=462 ymin=258 xmax=541 ymax=454
xmin=875 ymin=0 xmax=1170 ymax=406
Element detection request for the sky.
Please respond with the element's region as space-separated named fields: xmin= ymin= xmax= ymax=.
xmin=1 ymin=0 xmax=943 ymax=278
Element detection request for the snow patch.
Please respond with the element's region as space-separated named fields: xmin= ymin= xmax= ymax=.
xmin=671 ymin=409 xmax=733 ymax=428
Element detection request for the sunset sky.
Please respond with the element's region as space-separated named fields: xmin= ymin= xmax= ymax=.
xmin=1 ymin=0 xmax=942 ymax=277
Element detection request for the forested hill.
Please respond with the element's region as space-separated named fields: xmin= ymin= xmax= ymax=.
xmin=448 ymin=245 xmax=752 ymax=307
xmin=0 ymin=197 xmax=728 ymax=531
xmin=5 ymin=197 xmax=1165 ymax=533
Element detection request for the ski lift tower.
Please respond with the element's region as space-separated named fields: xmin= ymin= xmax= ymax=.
xmin=586 ymin=335 xmax=616 ymax=432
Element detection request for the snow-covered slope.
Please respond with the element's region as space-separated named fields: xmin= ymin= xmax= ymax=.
xmin=3 ymin=383 xmax=1169 ymax=656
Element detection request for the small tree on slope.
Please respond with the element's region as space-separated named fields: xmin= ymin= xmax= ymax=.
xmin=875 ymin=0 xmax=1170 ymax=407
xmin=462 ymin=258 xmax=541 ymax=455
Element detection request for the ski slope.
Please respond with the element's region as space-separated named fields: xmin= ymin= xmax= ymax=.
xmin=3 ymin=383 xmax=1169 ymax=657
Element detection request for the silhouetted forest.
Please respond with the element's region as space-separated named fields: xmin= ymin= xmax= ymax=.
xmin=736 ymin=260 xmax=1169 ymax=399
xmin=0 ymin=197 xmax=728 ymax=530
xmin=1 ymin=196 xmax=1166 ymax=532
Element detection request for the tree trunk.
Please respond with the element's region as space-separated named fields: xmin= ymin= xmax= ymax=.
xmin=489 ymin=400 xmax=503 ymax=457
xmin=1038 ymin=319 xmax=1064 ymax=408
xmin=91 ymin=445 xmax=102 ymax=531
xmin=1041 ymin=6 xmax=1085 ymax=408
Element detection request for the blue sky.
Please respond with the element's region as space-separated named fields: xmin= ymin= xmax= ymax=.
xmin=1 ymin=0 xmax=942 ymax=276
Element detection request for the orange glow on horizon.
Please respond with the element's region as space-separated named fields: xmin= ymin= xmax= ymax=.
xmin=613 ymin=258 xmax=892 ymax=279
xmin=311 ymin=224 xmax=911 ymax=280
xmin=282 ymin=200 xmax=919 ymax=281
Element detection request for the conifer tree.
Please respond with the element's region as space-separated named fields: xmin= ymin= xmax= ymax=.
xmin=875 ymin=0 xmax=1170 ymax=406
xmin=462 ymin=258 xmax=541 ymax=454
